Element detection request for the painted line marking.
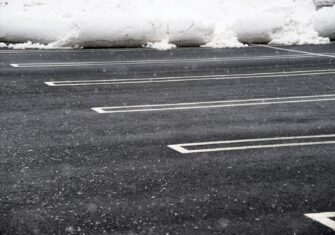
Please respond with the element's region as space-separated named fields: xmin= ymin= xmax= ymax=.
xmin=92 ymin=93 xmax=335 ymax=114
xmin=10 ymin=53 xmax=332 ymax=68
xmin=45 ymin=68 xmax=335 ymax=86
xmin=305 ymin=212 xmax=335 ymax=231
xmin=0 ymin=48 xmax=155 ymax=54
xmin=254 ymin=44 xmax=335 ymax=59
xmin=168 ymin=134 xmax=335 ymax=154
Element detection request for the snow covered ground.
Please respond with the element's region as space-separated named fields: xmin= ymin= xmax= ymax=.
xmin=0 ymin=0 xmax=334 ymax=50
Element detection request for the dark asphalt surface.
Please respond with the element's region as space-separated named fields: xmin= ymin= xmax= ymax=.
xmin=1 ymin=43 xmax=335 ymax=235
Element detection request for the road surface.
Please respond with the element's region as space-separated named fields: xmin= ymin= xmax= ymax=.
xmin=1 ymin=43 xmax=335 ymax=234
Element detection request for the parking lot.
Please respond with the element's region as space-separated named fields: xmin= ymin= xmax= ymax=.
xmin=1 ymin=43 xmax=335 ymax=234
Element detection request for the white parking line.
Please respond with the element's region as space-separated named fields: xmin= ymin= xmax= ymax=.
xmin=0 ymin=48 xmax=153 ymax=54
xmin=305 ymin=212 xmax=335 ymax=231
xmin=0 ymin=50 xmax=69 ymax=54
xmin=92 ymin=93 xmax=335 ymax=114
xmin=10 ymin=53 xmax=330 ymax=68
xmin=255 ymin=44 xmax=335 ymax=59
xmin=168 ymin=134 xmax=335 ymax=154
xmin=45 ymin=68 xmax=335 ymax=86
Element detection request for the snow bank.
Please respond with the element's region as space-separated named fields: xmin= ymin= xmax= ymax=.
xmin=0 ymin=0 xmax=334 ymax=49
xmin=314 ymin=5 xmax=335 ymax=39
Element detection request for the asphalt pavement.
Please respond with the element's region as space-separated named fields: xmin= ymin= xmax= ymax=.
xmin=1 ymin=43 xmax=335 ymax=235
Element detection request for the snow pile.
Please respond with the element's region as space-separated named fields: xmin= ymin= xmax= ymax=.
xmin=314 ymin=5 xmax=335 ymax=39
xmin=6 ymin=41 xmax=61 ymax=49
xmin=146 ymin=37 xmax=177 ymax=50
xmin=0 ymin=0 xmax=334 ymax=49
xmin=314 ymin=0 xmax=335 ymax=8
xmin=233 ymin=0 xmax=330 ymax=45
